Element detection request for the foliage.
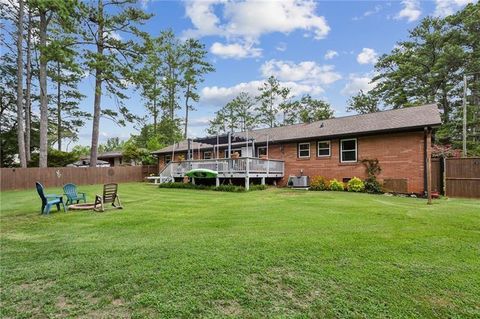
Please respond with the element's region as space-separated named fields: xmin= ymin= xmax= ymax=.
xmin=157 ymin=182 xmax=248 ymax=192
xmin=28 ymin=149 xmax=79 ymax=167
xmin=71 ymin=145 xmax=90 ymax=156
xmin=249 ymin=184 xmax=268 ymax=191
xmin=98 ymin=137 xmax=126 ymax=153
xmin=256 ymin=76 xmax=291 ymax=128
xmin=431 ymin=144 xmax=462 ymax=158
xmin=347 ymin=90 xmax=380 ymax=114
xmin=309 ymin=176 xmax=329 ymax=191
xmin=298 ymin=95 xmax=334 ymax=123
xmin=361 ymin=159 xmax=383 ymax=194
xmin=122 ymin=142 xmax=153 ymax=165
xmin=347 ymin=177 xmax=365 ymax=192
xmin=363 ymin=177 xmax=383 ymax=194
xmin=207 ymin=92 xmax=258 ymax=134
xmin=213 ymin=185 xmax=246 ymax=192
xmin=328 ymin=179 xmax=345 ymax=191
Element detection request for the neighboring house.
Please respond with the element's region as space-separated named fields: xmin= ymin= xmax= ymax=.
xmin=68 ymin=159 xmax=110 ymax=167
xmin=68 ymin=152 xmax=134 ymax=167
xmin=152 ymin=104 xmax=442 ymax=193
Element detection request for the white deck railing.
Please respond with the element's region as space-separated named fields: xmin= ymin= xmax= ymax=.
xmin=159 ymin=157 xmax=284 ymax=178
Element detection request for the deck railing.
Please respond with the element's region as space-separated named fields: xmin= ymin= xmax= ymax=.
xmin=160 ymin=157 xmax=284 ymax=178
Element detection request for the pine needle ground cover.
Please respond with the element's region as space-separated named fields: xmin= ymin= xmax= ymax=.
xmin=1 ymin=183 xmax=479 ymax=318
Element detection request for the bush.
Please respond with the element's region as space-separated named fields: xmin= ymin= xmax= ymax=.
xmin=328 ymin=179 xmax=345 ymax=191
xmin=249 ymin=184 xmax=268 ymax=191
xmin=158 ymin=182 xmax=210 ymax=190
xmin=214 ymin=185 xmax=246 ymax=192
xmin=310 ymin=176 xmax=329 ymax=191
xmin=364 ymin=176 xmax=383 ymax=194
xmin=347 ymin=177 xmax=365 ymax=192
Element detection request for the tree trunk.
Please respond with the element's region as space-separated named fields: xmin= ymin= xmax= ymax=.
xmin=153 ymin=80 xmax=157 ymax=135
xmin=184 ymin=85 xmax=190 ymax=138
xmin=25 ymin=8 xmax=32 ymax=162
xmin=38 ymin=11 xmax=49 ymax=167
xmin=16 ymin=0 xmax=27 ymax=168
xmin=89 ymin=0 xmax=104 ymax=167
xmin=57 ymin=61 xmax=62 ymax=151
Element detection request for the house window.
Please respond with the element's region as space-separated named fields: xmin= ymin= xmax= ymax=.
xmin=203 ymin=151 xmax=212 ymax=159
xmin=317 ymin=141 xmax=331 ymax=157
xmin=225 ymin=149 xmax=242 ymax=158
xmin=298 ymin=142 xmax=310 ymax=158
xmin=165 ymin=154 xmax=172 ymax=164
xmin=340 ymin=138 xmax=357 ymax=162
xmin=257 ymin=146 xmax=267 ymax=157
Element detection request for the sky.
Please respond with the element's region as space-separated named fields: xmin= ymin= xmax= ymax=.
xmin=73 ymin=0 xmax=475 ymax=148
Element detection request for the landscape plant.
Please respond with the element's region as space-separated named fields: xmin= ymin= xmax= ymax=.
xmin=361 ymin=159 xmax=383 ymax=194
xmin=328 ymin=178 xmax=345 ymax=191
xmin=310 ymin=176 xmax=329 ymax=191
xmin=347 ymin=177 xmax=365 ymax=192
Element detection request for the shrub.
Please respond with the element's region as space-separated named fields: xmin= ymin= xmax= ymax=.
xmin=249 ymin=184 xmax=268 ymax=191
xmin=328 ymin=179 xmax=345 ymax=191
xmin=158 ymin=182 xmax=210 ymax=190
xmin=364 ymin=176 xmax=383 ymax=194
xmin=214 ymin=185 xmax=246 ymax=192
xmin=347 ymin=177 xmax=365 ymax=192
xmin=310 ymin=176 xmax=329 ymax=191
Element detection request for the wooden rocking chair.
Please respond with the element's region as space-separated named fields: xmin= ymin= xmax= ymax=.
xmin=94 ymin=183 xmax=123 ymax=212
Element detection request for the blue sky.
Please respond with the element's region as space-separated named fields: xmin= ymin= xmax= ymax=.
xmin=73 ymin=0 xmax=474 ymax=148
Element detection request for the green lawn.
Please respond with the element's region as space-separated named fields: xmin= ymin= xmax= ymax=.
xmin=1 ymin=183 xmax=479 ymax=318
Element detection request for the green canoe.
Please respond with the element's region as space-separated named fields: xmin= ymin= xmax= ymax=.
xmin=185 ymin=168 xmax=218 ymax=178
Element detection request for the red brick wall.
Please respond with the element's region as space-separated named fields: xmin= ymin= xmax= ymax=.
xmin=268 ymin=131 xmax=429 ymax=193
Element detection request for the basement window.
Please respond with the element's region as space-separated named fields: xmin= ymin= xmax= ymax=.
xmin=340 ymin=138 xmax=357 ymax=163
xmin=317 ymin=141 xmax=331 ymax=157
xmin=298 ymin=143 xmax=310 ymax=158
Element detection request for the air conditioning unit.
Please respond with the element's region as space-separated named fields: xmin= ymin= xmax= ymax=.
xmin=288 ymin=175 xmax=310 ymax=188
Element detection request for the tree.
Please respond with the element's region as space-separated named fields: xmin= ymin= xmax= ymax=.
xmin=99 ymin=137 xmax=125 ymax=152
xmin=29 ymin=0 xmax=77 ymax=167
xmin=79 ymin=0 xmax=151 ymax=167
xmin=256 ymin=76 xmax=290 ymax=128
xmin=16 ymin=0 xmax=27 ymax=167
xmin=181 ymin=38 xmax=214 ymax=138
xmin=160 ymin=30 xmax=182 ymax=120
xmin=297 ymin=95 xmax=334 ymax=123
xmin=48 ymin=58 xmax=88 ymax=150
xmin=347 ymin=90 xmax=380 ymax=114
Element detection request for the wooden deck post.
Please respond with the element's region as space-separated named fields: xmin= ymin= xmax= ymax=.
xmin=216 ymin=177 xmax=220 ymax=187
xmin=245 ymin=177 xmax=250 ymax=190
xmin=261 ymin=177 xmax=265 ymax=185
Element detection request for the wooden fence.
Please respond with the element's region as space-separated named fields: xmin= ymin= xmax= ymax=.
xmin=444 ymin=157 xmax=480 ymax=199
xmin=0 ymin=165 xmax=158 ymax=191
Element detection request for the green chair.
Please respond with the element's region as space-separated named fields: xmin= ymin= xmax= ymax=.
xmin=63 ymin=183 xmax=86 ymax=206
xmin=36 ymin=182 xmax=66 ymax=215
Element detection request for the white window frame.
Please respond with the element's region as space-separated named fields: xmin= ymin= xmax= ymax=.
xmin=340 ymin=138 xmax=357 ymax=163
xmin=298 ymin=142 xmax=310 ymax=158
xmin=257 ymin=146 xmax=267 ymax=157
xmin=165 ymin=154 xmax=172 ymax=164
xmin=317 ymin=140 xmax=331 ymax=157
xmin=203 ymin=151 xmax=212 ymax=159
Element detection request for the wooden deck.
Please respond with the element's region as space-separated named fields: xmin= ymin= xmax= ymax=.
xmin=153 ymin=157 xmax=285 ymax=188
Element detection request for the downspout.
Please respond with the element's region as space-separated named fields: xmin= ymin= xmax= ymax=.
xmin=423 ymin=126 xmax=431 ymax=194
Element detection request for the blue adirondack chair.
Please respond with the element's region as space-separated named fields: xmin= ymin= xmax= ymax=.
xmin=35 ymin=182 xmax=67 ymax=215
xmin=63 ymin=183 xmax=86 ymax=205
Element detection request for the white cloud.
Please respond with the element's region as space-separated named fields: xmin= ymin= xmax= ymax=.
xmin=341 ymin=74 xmax=376 ymax=95
xmin=433 ymin=0 xmax=474 ymax=17
xmin=353 ymin=4 xmax=382 ymax=20
xmin=324 ymin=50 xmax=338 ymax=60
xmin=276 ymin=42 xmax=287 ymax=52
xmin=260 ymin=59 xmax=341 ymax=85
xmin=183 ymin=0 xmax=330 ymax=58
xmin=210 ymin=42 xmax=262 ymax=59
xmin=202 ymin=80 xmax=324 ymax=106
xmin=356 ymin=48 xmax=378 ymax=65
xmin=395 ymin=0 xmax=422 ymax=22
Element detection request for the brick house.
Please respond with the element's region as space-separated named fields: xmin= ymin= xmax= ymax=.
xmin=152 ymin=104 xmax=441 ymax=193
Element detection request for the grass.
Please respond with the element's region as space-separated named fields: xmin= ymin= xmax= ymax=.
xmin=1 ymin=183 xmax=479 ymax=318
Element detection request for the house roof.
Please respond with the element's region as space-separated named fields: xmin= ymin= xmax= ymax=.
xmin=152 ymin=104 xmax=442 ymax=155
xmin=97 ymin=151 xmax=123 ymax=159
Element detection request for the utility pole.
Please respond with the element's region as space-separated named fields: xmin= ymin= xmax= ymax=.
xmin=462 ymin=75 xmax=467 ymax=157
